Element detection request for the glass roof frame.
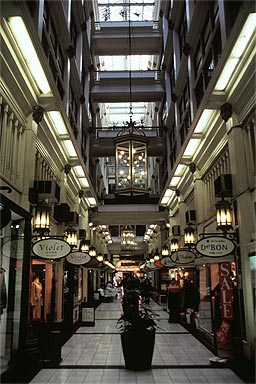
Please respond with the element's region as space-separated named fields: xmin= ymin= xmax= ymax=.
xmin=95 ymin=0 xmax=160 ymax=128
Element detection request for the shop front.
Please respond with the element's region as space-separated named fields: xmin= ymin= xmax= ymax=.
xmin=195 ymin=234 xmax=241 ymax=360
xmin=0 ymin=195 xmax=31 ymax=376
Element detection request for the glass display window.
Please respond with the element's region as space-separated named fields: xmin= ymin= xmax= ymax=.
xmin=30 ymin=259 xmax=63 ymax=323
xmin=0 ymin=202 xmax=28 ymax=375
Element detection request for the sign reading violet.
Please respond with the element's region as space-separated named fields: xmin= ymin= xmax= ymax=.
xmin=66 ymin=252 xmax=91 ymax=265
xmin=32 ymin=238 xmax=71 ymax=259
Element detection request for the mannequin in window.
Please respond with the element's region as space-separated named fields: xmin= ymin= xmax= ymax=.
xmin=31 ymin=276 xmax=43 ymax=321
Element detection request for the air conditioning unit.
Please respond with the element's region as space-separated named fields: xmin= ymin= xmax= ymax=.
xmin=214 ymin=174 xmax=233 ymax=197
xmin=33 ymin=180 xmax=60 ymax=203
xmin=185 ymin=210 xmax=196 ymax=224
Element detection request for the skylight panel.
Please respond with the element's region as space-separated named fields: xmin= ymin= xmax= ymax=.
xmin=99 ymin=55 xmax=151 ymax=71
xmin=98 ymin=1 xmax=155 ymax=22
xmin=103 ymin=102 xmax=148 ymax=126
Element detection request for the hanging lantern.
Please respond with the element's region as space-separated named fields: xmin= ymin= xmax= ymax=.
xmin=216 ymin=198 xmax=233 ymax=231
xmin=33 ymin=203 xmax=51 ymax=234
xmin=121 ymin=224 xmax=136 ymax=251
xmin=114 ymin=125 xmax=149 ymax=196
xmin=170 ymin=237 xmax=179 ymax=252
xmin=184 ymin=225 xmax=196 ymax=246
xmin=89 ymin=246 xmax=96 ymax=257
xmin=161 ymin=245 xmax=169 ymax=257
xmin=66 ymin=227 xmax=78 ymax=247
xmin=79 ymin=239 xmax=90 ymax=253
xmin=154 ymin=251 xmax=160 ymax=261
xmin=97 ymin=253 xmax=104 ymax=262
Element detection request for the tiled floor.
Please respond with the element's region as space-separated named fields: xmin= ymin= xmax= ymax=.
xmin=29 ymin=299 xmax=245 ymax=384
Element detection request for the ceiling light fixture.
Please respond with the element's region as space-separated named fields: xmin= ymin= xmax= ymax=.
xmin=114 ymin=1 xmax=149 ymax=196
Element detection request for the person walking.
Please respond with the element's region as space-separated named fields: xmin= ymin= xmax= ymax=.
xmin=167 ymin=278 xmax=181 ymax=323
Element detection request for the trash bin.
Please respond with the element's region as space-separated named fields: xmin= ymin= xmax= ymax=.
xmin=39 ymin=323 xmax=62 ymax=366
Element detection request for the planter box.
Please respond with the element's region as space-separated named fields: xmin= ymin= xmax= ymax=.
xmin=121 ymin=330 xmax=155 ymax=370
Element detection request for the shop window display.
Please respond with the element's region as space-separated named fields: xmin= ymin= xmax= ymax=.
xmin=29 ymin=259 xmax=63 ymax=324
xmin=0 ymin=207 xmax=26 ymax=375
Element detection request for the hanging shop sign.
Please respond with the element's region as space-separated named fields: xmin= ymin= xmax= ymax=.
xmin=170 ymin=249 xmax=196 ymax=264
xmin=195 ymin=236 xmax=235 ymax=257
xmin=145 ymin=261 xmax=159 ymax=271
xmin=160 ymin=256 xmax=176 ymax=267
xmin=32 ymin=238 xmax=71 ymax=259
xmin=66 ymin=252 xmax=91 ymax=265
xmin=155 ymin=260 xmax=165 ymax=268
xmin=218 ymin=262 xmax=233 ymax=320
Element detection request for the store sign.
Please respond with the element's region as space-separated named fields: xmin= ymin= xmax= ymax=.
xmin=32 ymin=238 xmax=71 ymax=259
xmin=145 ymin=261 xmax=159 ymax=270
xmin=66 ymin=252 xmax=90 ymax=265
xmin=219 ymin=262 xmax=233 ymax=320
xmin=170 ymin=250 xmax=196 ymax=264
xmin=155 ymin=260 xmax=165 ymax=268
xmin=196 ymin=236 xmax=235 ymax=257
xmin=160 ymin=256 xmax=176 ymax=267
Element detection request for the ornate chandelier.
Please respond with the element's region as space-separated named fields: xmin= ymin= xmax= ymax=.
xmin=114 ymin=2 xmax=148 ymax=196
xmin=121 ymin=225 xmax=136 ymax=251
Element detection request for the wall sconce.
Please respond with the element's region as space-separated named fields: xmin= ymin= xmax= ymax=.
xmin=89 ymin=246 xmax=96 ymax=257
xmin=184 ymin=225 xmax=196 ymax=246
xmin=161 ymin=245 xmax=169 ymax=257
xmin=33 ymin=203 xmax=51 ymax=235
xmin=79 ymin=239 xmax=90 ymax=253
xmin=65 ymin=227 xmax=78 ymax=247
xmin=170 ymin=237 xmax=179 ymax=252
xmin=216 ymin=198 xmax=233 ymax=232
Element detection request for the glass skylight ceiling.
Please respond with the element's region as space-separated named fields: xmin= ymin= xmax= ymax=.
xmin=96 ymin=1 xmax=159 ymax=128
xmin=98 ymin=0 xmax=155 ymax=22
xmin=99 ymin=55 xmax=152 ymax=71
xmin=101 ymin=102 xmax=150 ymax=126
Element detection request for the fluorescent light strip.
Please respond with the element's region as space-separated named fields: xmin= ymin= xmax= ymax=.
xmin=62 ymin=140 xmax=77 ymax=157
xmin=87 ymin=197 xmax=97 ymax=206
xmin=194 ymin=109 xmax=215 ymax=134
xmin=48 ymin=111 xmax=68 ymax=135
xmin=232 ymin=13 xmax=256 ymax=58
xmin=8 ymin=17 xmax=51 ymax=94
xmin=161 ymin=189 xmax=175 ymax=205
xmin=215 ymin=13 xmax=256 ymax=91
xmin=169 ymin=176 xmax=180 ymax=187
xmin=215 ymin=58 xmax=239 ymax=91
xmin=175 ymin=164 xmax=186 ymax=176
xmin=183 ymin=139 xmax=200 ymax=157
xmin=79 ymin=178 xmax=89 ymax=188
xmin=161 ymin=196 xmax=171 ymax=205
xmin=74 ymin=165 xmax=85 ymax=177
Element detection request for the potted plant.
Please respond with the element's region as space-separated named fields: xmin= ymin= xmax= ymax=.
xmin=117 ymin=290 xmax=159 ymax=370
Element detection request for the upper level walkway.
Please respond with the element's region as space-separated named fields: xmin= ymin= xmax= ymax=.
xmin=29 ymin=297 xmax=245 ymax=384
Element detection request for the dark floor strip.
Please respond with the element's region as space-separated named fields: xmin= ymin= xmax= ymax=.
xmin=75 ymin=331 xmax=189 ymax=334
xmin=56 ymin=364 xmax=218 ymax=370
